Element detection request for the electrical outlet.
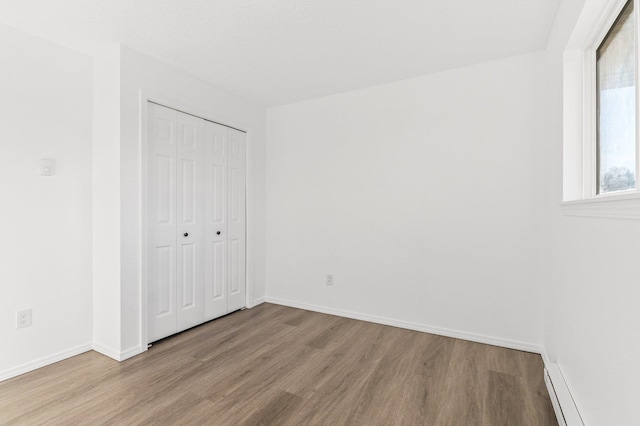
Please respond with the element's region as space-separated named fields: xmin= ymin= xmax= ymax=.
xmin=17 ymin=309 xmax=32 ymax=329
xmin=326 ymin=274 xmax=334 ymax=286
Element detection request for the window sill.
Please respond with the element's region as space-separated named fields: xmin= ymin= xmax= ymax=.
xmin=561 ymin=192 xmax=640 ymax=220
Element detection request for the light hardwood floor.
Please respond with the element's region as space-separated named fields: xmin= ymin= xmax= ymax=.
xmin=0 ymin=303 xmax=557 ymax=425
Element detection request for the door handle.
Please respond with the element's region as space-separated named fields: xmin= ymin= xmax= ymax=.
xmin=183 ymin=232 xmax=189 ymax=237
xmin=216 ymin=231 xmax=221 ymax=235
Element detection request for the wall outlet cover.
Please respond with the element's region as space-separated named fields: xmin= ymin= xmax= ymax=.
xmin=17 ymin=309 xmax=32 ymax=329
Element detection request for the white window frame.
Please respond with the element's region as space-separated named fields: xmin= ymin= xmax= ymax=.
xmin=562 ymin=0 xmax=640 ymax=219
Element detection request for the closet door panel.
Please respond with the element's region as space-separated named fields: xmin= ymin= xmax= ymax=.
xmin=147 ymin=103 xmax=178 ymax=342
xmin=227 ymin=128 xmax=246 ymax=311
xmin=204 ymin=122 xmax=228 ymax=319
xmin=148 ymin=103 xmax=247 ymax=343
xmin=176 ymin=112 xmax=205 ymax=332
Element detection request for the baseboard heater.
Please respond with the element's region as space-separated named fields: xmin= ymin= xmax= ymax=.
xmin=544 ymin=363 xmax=584 ymax=426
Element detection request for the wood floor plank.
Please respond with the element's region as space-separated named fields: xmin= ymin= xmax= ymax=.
xmin=0 ymin=303 xmax=557 ymax=426
xmin=519 ymin=351 xmax=558 ymax=426
xmin=347 ymin=332 xmax=456 ymax=425
xmin=486 ymin=344 xmax=526 ymax=377
xmin=277 ymin=319 xmax=385 ymax=398
xmin=200 ymin=344 xmax=320 ymax=423
xmin=281 ymin=349 xmax=380 ymax=425
xmin=0 ymin=351 xmax=114 ymax=423
xmin=36 ymin=355 xmax=206 ymax=425
xmin=483 ymin=370 xmax=526 ymax=426
xmin=119 ymin=392 xmax=213 ymax=426
xmin=282 ymin=309 xmax=310 ymax=326
xmin=434 ymin=339 xmax=488 ymax=425
xmin=238 ymin=390 xmax=303 ymax=426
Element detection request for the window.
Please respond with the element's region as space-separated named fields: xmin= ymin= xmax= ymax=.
xmin=596 ymin=0 xmax=636 ymax=194
xmin=562 ymin=0 xmax=640 ymax=219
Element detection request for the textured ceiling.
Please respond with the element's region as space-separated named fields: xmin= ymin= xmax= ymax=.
xmin=0 ymin=0 xmax=560 ymax=106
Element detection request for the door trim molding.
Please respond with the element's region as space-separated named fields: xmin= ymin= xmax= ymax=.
xmin=139 ymin=89 xmax=254 ymax=350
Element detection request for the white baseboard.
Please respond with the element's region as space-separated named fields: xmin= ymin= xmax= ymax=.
xmin=0 ymin=342 xmax=92 ymax=382
xmin=120 ymin=345 xmax=145 ymax=361
xmin=249 ymin=297 xmax=266 ymax=308
xmin=92 ymin=342 xmax=121 ymax=361
xmin=264 ymin=297 xmax=542 ymax=354
xmin=544 ymin=362 xmax=584 ymax=426
xmin=92 ymin=342 xmax=144 ymax=361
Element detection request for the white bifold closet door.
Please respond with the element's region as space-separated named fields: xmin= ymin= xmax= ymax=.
xmin=147 ymin=102 xmax=246 ymax=343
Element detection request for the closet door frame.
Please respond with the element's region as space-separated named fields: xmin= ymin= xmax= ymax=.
xmin=140 ymin=91 xmax=254 ymax=348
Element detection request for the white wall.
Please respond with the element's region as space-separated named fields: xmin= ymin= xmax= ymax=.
xmin=266 ymin=52 xmax=546 ymax=349
xmin=0 ymin=28 xmax=267 ymax=369
xmin=543 ymin=0 xmax=640 ymax=423
xmin=92 ymin=43 xmax=122 ymax=358
xmin=0 ymin=24 xmax=93 ymax=378
xmin=117 ymin=47 xmax=267 ymax=355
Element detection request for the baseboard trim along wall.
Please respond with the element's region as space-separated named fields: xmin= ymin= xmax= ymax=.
xmin=91 ymin=342 xmax=120 ymax=361
xmin=250 ymin=297 xmax=266 ymax=308
xmin=120 ymin=345 xmax=144 ymax=361
xmin=92 ymin=343 xmax=144 ymax=362
xmin=264 ymin=297 xmax=542 ymax=353
xmin=0 ymin=342 xmax=92 ymax=382
xmin=544 ymin=362 xmax=585 ymax=426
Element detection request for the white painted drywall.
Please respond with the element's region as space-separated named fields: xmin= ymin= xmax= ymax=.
xmin=118 ymin=46 xmax=267 ymax=355
xmin=266 ymin=52 xmax=546 ymax=348
xmin=92 ymin=43 xmax=122 ymax=358
xmin=543 ymin=0 xmax=640 ymax=423
xmin=0 ymin=24 xmax=93 ymax=375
